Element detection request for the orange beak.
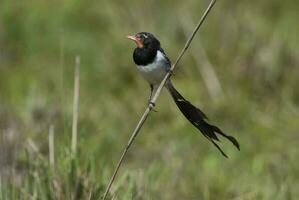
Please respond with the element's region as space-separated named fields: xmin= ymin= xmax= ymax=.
xmin=127 ymin=35 xmax=144 ymax=48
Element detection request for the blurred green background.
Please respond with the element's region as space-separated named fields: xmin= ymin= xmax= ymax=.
xmin=1 ymin=0 xmax=299 ymax=199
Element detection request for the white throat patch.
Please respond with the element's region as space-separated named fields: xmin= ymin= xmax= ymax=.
xmin=136 ymin=50 xmax=169 ymax=85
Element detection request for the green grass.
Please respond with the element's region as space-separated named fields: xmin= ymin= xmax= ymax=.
xmin=1 ymin=0 xmax=299 ymax=199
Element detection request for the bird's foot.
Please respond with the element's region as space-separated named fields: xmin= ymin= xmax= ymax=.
xmin=148 ymin=101 xmax=157 ymax=112
xmin=167 ymin=68 xmax=174 ymax=76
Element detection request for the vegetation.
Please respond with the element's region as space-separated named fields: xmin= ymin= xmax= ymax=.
xmin=1 ymin=0 xmax=298 ymax=199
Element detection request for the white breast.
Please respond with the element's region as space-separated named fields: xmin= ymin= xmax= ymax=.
xmin=137 ymin=51 xmax=168 ymax=85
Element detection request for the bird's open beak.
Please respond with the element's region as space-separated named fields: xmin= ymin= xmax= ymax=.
xmin=126 ymin=35 xmax=144 ymax=48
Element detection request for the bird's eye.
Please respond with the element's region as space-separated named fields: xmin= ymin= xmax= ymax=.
xmin=138 ymin=34 xmax=148 ymax=40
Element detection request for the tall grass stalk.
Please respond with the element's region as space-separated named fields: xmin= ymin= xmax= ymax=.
xmin=71 ymin=56 xmax=80 ymax=157
xmin=102 ymin=0 xmax=217 ymax=199
xmin=48 ymin=125 xmax=55 ymax=171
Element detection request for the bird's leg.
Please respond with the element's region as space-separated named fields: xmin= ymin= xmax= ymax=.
xmin=148 ymin=84 xmax=154 ymax=103
xmin=148 ymin=84 xmax=157 ymax=112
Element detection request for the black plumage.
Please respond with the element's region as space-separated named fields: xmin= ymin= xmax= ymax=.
xmin=133 ymin=32 xmax=160 ymax=66
xmin=166 ymin=82 xmax=240 ymax=157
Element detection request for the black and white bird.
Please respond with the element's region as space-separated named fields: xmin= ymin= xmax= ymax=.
xmin=127 ymin=32 xmax=239 ymax=157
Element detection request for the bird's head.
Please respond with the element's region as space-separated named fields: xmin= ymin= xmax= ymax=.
xmin=127 ymin=32 xmax=160 ymax=49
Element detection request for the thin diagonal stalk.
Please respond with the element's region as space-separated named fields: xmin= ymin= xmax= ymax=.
xmin=102 ymin=0 xmax=216 ymax=199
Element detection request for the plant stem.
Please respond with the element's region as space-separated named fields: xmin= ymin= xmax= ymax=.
xmin=71 ymin=56 xmax=80 ymax=157
xmin=102 ymin=0 xmax=217 ymax=199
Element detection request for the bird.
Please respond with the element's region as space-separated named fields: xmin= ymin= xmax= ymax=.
xmin=127 ymin=32 xmax=239 ymax=157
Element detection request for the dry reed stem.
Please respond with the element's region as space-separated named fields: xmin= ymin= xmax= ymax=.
xmin=49 ymin=124 xmax=55 ymax=170
xmin=102 ymin=0 xmax=217 ymax=199
xmin=179 ymin=14 xmax=224 ymax=102
xmin=71 ymin=56 xmax=80 ymax=157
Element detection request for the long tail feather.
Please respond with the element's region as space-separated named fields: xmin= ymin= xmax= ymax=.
xmin=166 ymin=81 xmax=240 ymax=157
